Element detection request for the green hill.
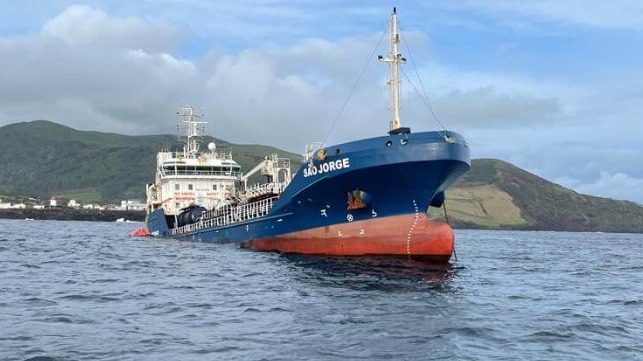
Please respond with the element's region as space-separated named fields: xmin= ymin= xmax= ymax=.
xmin=2 ymin=120 xmax=643 ymax=232
xmin=438 ymin=159 xmax=643 ymax=233
xmin=0 ymin=120 xmax=298 ymax=203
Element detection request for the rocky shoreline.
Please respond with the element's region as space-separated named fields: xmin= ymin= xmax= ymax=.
xmin=0 ymin=208 xmax=146 ymax=222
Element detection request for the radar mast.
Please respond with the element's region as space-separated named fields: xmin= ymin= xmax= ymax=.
xmin=177 ymin=105 xmax=206 ymax=158
xmin=378 ymin=7 xmax=407 ymax=133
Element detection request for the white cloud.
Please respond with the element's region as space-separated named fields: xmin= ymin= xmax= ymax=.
xmin=2 ymin=3 xmax=643 ymax=204
xmin=42 ymin=5 xmax=179 ymax=52
xmin=574 ymin=172 xmax=643 ymax=204
xmin=0 ymin=6 xmax=196 ymax=134
xmin=0 ymin=4 xmax=622 ymax=146
xmin=430 ymin=86 xmax=561 ymax=128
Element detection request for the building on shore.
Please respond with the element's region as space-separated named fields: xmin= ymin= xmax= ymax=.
xmin=120 ymin=200 xmax=145 ymax=211
xmin=0 ymin=200 xmax=27 ymax=209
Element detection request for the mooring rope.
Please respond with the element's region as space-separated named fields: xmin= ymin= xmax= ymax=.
xmin=442 ymin=200 xmax=458 ymax=262
xmin=399 ymin=31 xmax=450 ymax=139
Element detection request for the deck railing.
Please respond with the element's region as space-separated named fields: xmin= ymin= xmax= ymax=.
xmin=243 ymin=182 xmax=286 ymax=200
xmin=160 ymin=169 xmax=241 ymax=177
xmin=170 ymin=196 xmax=278 ymax=235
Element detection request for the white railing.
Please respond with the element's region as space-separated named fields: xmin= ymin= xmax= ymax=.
xmin=170 ymin=196 xmax=279 ymax=235
xmin=160 ymin=168 xmax=241 ymax=177
xmin=243 ymin=182 xmax=286 ymax=200
xmin=159 ymin=150 xmax=234 ymax=161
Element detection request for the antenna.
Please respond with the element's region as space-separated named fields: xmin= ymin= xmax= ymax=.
xmin=378 ymin=7 xmax=407 ymax=133
xmin=177 ymin=105 xmax=206 ymax=157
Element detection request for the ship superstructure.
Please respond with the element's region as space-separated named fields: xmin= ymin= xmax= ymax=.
xmin=145 ymin=105 xmax=241 ymax=215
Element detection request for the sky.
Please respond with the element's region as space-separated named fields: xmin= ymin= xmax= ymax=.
xmin=1 ymin=0 xmax=643 ymax=204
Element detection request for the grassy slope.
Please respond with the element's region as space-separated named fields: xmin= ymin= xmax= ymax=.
xmin=433 ymin=158 xmax=529 ymax=228
xmin=492 ymin=159 xmax=643 ymax=232
xmin=3 ymin=121 xmax=643 ymax=232
xmin=0 ymin=120 xmax=300 ymax=202
xmin=442 ymin=159 xmax=643 ymax=232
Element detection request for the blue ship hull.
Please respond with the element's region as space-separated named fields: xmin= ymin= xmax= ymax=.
xmin=146 ymin=130 xmax=469 ymax=260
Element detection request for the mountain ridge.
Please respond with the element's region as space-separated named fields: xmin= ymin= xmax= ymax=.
xmin=2 ymin=120 xmax=643 ymax=232
xmin=437 ymin=158 xmax=643 ymax=232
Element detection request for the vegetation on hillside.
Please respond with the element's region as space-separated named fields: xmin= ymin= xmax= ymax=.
xmin=445 ymin=159 xmax=643 ymax=233
xmin=0 ymin=120 xmax=300 ymax=202
xmin=3 ymin=121 xmax=643 ymax=232
xmin=490 ymin=159 xmax=643 ymax=232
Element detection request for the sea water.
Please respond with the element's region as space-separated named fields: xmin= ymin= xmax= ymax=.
xmin=1 ymin=219 xmax=641 ymax=361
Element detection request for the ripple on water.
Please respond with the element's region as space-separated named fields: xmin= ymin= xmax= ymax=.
xmin=57 ymin=294 xmax=121 ymax=303
xmin=0 ymin=222 xmax=642 ymax=361
xmin=24 ymin=356 xmax=61 ymax=361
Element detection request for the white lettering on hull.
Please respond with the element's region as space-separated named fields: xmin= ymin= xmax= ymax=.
xmin=303 ymin=158 xmax=350 ymax=178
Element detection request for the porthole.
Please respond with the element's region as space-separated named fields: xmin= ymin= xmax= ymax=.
xmin=385 ymin=140 xmax=393 ymax=147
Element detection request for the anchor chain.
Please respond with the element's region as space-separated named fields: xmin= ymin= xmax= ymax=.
xmin=405 ymin=200 xmax=420 ymax=256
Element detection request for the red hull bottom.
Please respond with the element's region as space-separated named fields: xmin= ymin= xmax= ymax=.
xmin=243 ymin=214 xmax=454 ymax=263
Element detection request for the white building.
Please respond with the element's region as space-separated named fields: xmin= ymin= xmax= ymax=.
xmin=49 ymin=196 xmax=58 ymax=207
xmin=121 ymin=200 xmax=145 ymax=211
xmin=68 ymin=199 xmax=79 ymax=208
xmin=83 ymin=204 xmax=104 ymax=210
xmin=0 ymin=200 xmax=26 ymax=209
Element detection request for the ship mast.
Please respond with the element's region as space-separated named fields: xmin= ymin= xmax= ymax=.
xmin=378 ymin=7 xmax=407 ymax=133
xmin=177 ymin=105 xmax=205 ymax=158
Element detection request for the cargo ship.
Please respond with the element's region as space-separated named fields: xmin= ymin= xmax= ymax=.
xmin=140 ymin=8 xmax=470 ymax=262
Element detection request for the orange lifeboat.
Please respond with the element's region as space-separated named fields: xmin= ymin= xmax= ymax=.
xmin=129 ymin=227 xmax=151 ymax=237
